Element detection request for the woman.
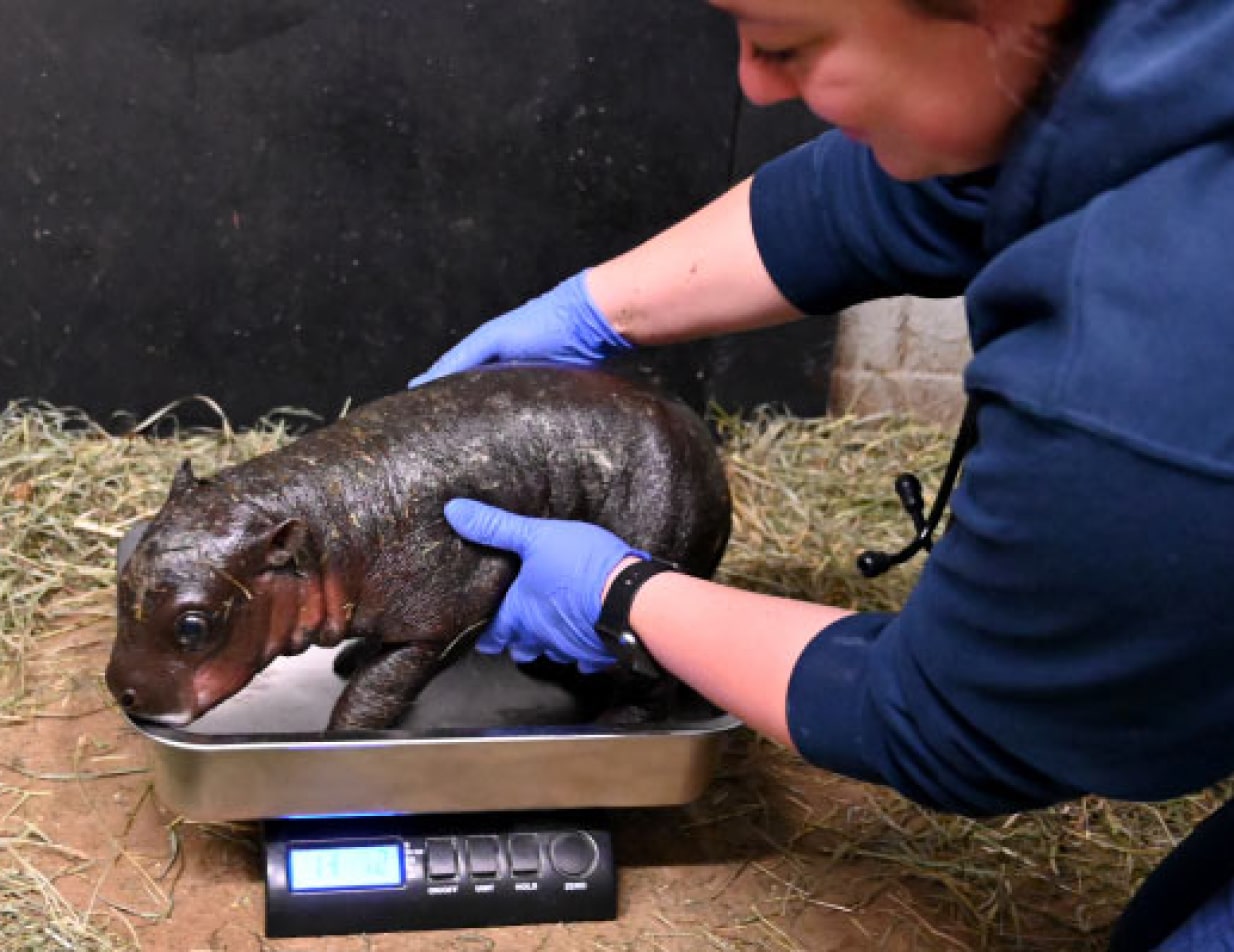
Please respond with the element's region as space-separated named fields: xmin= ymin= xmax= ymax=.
xmin=414 ymin=0 xmax=1234 ymax=944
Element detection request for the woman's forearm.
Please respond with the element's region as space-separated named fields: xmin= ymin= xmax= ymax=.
xmin=625 ymin=569 xmax=852 ymax=747
xmin=585 ymin=179 xmax=843 ymax=743
xmin=587 ymin=178 xmax=804 ymax=346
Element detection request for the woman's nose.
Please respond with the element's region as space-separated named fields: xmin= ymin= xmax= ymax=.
xmin=737 ymin=39 xmax=801 ymax=106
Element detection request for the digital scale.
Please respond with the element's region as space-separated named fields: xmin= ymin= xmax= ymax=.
xmin=263 ymin=811 xmax=615 ymax=936
xmin=118 ymin=527 xmax=739 ymax=938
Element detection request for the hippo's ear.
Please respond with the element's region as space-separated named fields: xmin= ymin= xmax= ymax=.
xmin=265 ymin=519 xmax=312 ymax=571
xmin=169 ymin=459 xmax=199 ymax=499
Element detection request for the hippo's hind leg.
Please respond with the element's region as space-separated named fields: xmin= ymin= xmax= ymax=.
xmin=332 ymin=637 xmax=381 ymax=679
xmin=327 ymin=642 xmax=440 ymax=731
xmin=594 ymin=671 xmax=679 ymax=727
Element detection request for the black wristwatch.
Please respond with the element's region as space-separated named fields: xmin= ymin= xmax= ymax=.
xmin=594 ymin=557 xmax=678 ymax=677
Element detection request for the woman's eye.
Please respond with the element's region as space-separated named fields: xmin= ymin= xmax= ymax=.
xmin=174 ymin=611 xmax=213 ymax=650
xmin=751 ymin=43 xmax=798 ymax=65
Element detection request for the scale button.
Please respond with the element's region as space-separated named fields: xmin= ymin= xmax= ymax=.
xmin=465 ymin=836 xmax=500 ymax=878
xmin=507 ymin=833 xmax=541 ymax=875
xmin=549 ymin=832 xmax=598 ymax=878
xmin=424 ymin=838 xmax=458 ymax=880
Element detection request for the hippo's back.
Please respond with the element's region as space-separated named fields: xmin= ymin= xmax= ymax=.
xmin=220 ymin=364 xmax=732 ymax=643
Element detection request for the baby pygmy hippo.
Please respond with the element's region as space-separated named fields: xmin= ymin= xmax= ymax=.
xmin=107 ymin=365 xmax=731 ymax=731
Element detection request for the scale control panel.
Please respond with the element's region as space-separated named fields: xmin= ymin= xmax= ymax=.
xmin=264 ymin=812 xmax=615 ymax=937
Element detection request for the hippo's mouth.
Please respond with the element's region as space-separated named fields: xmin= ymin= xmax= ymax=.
xmin=123 ymin=707 xmax=196 ymax=729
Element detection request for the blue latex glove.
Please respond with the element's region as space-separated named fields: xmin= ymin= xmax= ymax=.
xmin=444 ymin=498 xmax=644 ymax=673
xmin=409 ymin=270 xmax=633 ymax=387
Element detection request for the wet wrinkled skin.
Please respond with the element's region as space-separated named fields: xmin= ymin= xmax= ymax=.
xmin=107 ymin=365 xmax=732 ymax=731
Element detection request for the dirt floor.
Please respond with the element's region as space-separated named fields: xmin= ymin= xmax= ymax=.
xmin=1 ymin=602 xmax=1140 ymax=952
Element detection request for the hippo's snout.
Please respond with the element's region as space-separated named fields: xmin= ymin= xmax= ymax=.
xmin=106 ymin=660 xmax=196 ymax=727
xmin=114 ymin=688 xmax=195 ymax=728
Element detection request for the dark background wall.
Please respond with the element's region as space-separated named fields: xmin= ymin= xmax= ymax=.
xmin=1 ymin=0 xmax=829 ymax=426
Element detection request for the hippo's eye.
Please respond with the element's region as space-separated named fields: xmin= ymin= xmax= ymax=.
xmin=173 ymin=611 xmax=213 ymax=651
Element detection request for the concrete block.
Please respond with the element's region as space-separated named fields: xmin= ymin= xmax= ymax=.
xmin=829 ymin=368 xmax=968 ymax=427
xmin=829 ymin=296 xmax=969 ymax=423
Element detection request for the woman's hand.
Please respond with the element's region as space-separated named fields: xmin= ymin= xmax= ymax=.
xmin=444 ymin=498 xmax=641 ymax=672
xmin=409 ymin=271 xmax=632 ymax=387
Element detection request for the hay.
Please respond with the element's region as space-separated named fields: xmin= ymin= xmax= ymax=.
xmin=1 ymin=398 xmax=1229 ymax=950
xmin=712 ymin=406 xmax=947 ymax=610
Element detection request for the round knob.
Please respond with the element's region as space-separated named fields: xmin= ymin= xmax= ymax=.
xmin=548 ymin=831 xmax=598 ymax=878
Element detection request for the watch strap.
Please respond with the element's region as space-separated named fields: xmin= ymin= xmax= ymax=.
xmin=595 ymin=557 xmax=677 ymax=676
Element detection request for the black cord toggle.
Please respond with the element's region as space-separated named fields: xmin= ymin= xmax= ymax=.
xmin=856 ymin=400 xmax=979 ymax=579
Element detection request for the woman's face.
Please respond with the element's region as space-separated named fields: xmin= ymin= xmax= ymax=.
xmin=712 ymin=0 xmax=1069 ymax=180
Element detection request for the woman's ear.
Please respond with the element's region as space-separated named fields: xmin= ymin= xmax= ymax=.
xmin=978 ymin=0 xmax=1076 ymax=64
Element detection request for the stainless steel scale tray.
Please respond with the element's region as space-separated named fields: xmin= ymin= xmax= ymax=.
xmin=116 ymin=523 xmax=739 ymax=821
xmin=127 ymin=646 xmax=741 ymax=821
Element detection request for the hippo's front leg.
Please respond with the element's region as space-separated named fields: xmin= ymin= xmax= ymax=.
xmin=327 ymin=642 xmax=442 ymax=730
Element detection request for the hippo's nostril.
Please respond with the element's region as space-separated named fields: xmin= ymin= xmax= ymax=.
xmin=120 ymin=689 xmax=137 ymax=709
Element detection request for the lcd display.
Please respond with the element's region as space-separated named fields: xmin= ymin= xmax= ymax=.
xmin=287 ymin=842 xmax=404 ymax=891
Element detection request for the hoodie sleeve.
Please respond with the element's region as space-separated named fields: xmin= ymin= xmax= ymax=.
xmin=750 ymin=131 xmax=992 ymax=313
xmin=786 ymin=400 xmax=1234 ymax=817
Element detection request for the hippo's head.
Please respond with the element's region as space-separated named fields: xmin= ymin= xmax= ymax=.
xmin=107 ymin=460 xmax=321 ymax=727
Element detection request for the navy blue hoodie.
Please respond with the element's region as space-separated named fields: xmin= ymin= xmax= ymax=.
xmin=751 ymin=0 xmax=1234 ymax=815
